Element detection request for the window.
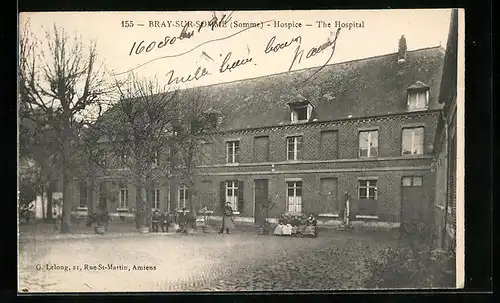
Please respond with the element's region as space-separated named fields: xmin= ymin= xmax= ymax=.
xmin=407 ymin=91 xmax=428 ymax=111
xmin=152 ymin=188 xmax=160 ymax=209
xmin=402 ymin=127 xmax=424 ymax=155
xmin=226 ymin=141 xmax=240 ymax=163
xmin=178 ymin=185 xmax=188 ymax=209
xmin=226 ymin=181 xmax=238 ymax=211
xmin=253 ymin=136 xmax=269 ymax=162
xmin=119 ymin=153 xmax=128 ymax=166
xmin=200 ymin=143 xmax=213 ymax=165
xmin=291 ymin=106 xmax=308 ymax=122
xmin=79 ymin=183 xmax=88 ymax=208
xmin=152 ymin=150 xmax=159 ymax=166
xmin=119 ymin=185 xmax=128 ymax=209
xmin=402 ymin=176 xmax=423 ymax=187
xmin=289 ymin=101 xmax=313 ymax=123
xmin=287 ymin=136 xmax=303 ymax=160
xmin=358 ymin=180 xmax=377 ymax=199
xmin=286 ymin=181 xmax=302 ymax=213
xmin=359 ymin=130 xmax=378 ymax=157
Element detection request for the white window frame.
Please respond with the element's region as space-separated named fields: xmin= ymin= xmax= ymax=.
xmin=407 ymin=90 xmax=429 ymax=111
xmin=286 ymin=181 xmax=302 ymax=213
xmin=402 ymin=127 xmax=424 ymax=156
xmin=79 ymin=183 xmax=88 ymax=208
xmin=290 ymin=104 xmax=313 ymax=123
xmin=178 ymin=185 xmax=188 ymax=210
xmin=226 ymin=181 xmax=238 ymax=212
xmin=402 ymin=176 xmax=423 ymax=187
xmin=287 ymin=136 xmax=303 ymax=161
xmin=118 ymin=185 xmax=129 ymax=209
xmin=119 ymin=153 xmax=128 ymax=166
xmin=359 ymin=130 xmax=379 ymax=158
xmin=152 ymin=150 xmax=159 ymax=166
xmin=358 ymin=180 xmax=378 ymax=199
xmin=226 ymin=140 xmax=240 ymax=163
xmin=152 ymin=188 xmax=160 ymax=209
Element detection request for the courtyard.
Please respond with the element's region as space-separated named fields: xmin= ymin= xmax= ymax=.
xmin=18 ymin=227 xmax=398 ymax=292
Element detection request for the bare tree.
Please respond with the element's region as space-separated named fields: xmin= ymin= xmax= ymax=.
xmin=18 ymin=101 xmax=61 ymax=221
xmin=102 ymin=73 xmax=180 ymax=230
xmin=173 ymin=88 xmax=220 ymax=228
xmin=19 ymin=21 xmax=110 ymax=233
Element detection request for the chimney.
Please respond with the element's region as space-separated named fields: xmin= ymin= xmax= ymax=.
xmin=398 ymin=35 xmax=407 ymax=63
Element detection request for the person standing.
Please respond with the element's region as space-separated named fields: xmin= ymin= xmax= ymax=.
xmin=152 ymin=210 xmax=160 ymax=233
xmin=160 ymin=209 xmax=168 ymax=233
xmin=178 ymin=208 xmax=188 ymax=233
xmin=219 ymin=202 xmax=234 ymax=234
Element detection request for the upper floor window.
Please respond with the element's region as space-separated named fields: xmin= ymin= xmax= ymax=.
xmin=402 ymin=127 xmax=424 ymax=155
xmin=226 ymin=140 xmax=240 ymax=163
xmin=288 ymin=100 xmax=313 ymax=123
xmin=407 ymin=81 xmax=429 ymax=111
xmin=359 ymin=130 xmax=378 ymax=158
xmin=152 ymin=150 xmax=159 ymax=166
xmin=119 ymin=153 xmax=128 ymax=167
xmin=287 ymin=136 xmax=303 ymax=161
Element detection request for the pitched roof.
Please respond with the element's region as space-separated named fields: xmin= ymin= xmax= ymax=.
xmin=187 ymin=46 xmax=445 ymax=131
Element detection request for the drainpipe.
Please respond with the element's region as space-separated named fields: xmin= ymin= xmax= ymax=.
xmin=344 ymin=191 xmax=350 ymax=227
xmin=441 ymin=113 xmax=449 ymax=249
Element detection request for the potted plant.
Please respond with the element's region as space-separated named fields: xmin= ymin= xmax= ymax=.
xmin=88 ymin=211 xmax=111 ymax=234
xmin=257 ymin=197 xmax=275 ymax=235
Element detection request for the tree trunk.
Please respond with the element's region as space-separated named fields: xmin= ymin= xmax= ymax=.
xmin=145 ymin=185 xmax=152 ymax=228
xmin=88 ymin=179 xmax=95 ymax=213
xmin=61 ymin=169 xmax=73 ymax=233
xmin=46 ymin=183 xmax=53 ymax=221
xmin=41 ymin=187 xmax=46 ymax=220
xmin=60 ymin=120 xmax=72 ymax=234
xmin=135 ymin=185 xmax=142 ymax=228
xmin=188 ymin=185 xmax=197 ymax=230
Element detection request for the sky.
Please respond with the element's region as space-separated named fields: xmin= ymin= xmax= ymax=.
xmin=20 ymin=9 xmax=452 ymax=91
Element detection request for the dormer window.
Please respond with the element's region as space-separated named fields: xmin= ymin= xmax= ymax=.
xmin=407 ymin=81 xmax=430 ymax=111
xmin=288 ymin=100 xmax=314 ymax=123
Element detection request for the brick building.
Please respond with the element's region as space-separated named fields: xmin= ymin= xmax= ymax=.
xmin=433 ymin=9 xmax=458 ymax=249
xmin=73 ymin=37 xmax=446 ymax=228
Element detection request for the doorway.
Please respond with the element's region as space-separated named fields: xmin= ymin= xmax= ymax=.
xmin=254 ymin=179 xmax=269 ymax=224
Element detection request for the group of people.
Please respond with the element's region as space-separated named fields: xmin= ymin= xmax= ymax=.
xmin=151 ymin=208 xmax=191 ymax=233
xmin=273 ymin=213 xmax=318 ymax=237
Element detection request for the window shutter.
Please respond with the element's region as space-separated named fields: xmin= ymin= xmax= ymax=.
xmin=219 ymin=181 xmax=225 ymax=213
xmin=237 ymin=180 xmax=244 ymax=213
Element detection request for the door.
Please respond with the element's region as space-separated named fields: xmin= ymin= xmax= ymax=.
xmin=254 ymin=179 xmax=269 ymax=224
xmin=320 ymin=178 xmax=338 ymax=214
xmin=401 ymin=176 xmax=426 ymax=230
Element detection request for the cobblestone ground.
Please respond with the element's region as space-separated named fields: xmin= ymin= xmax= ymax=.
xmin=18 ymin=230 xmax=398 ymax=292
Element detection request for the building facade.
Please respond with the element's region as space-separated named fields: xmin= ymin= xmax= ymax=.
xmin=72 ymin=38 xmax=446 ymax=228
xmin=433 ymin=9 xmax=458 ymax=250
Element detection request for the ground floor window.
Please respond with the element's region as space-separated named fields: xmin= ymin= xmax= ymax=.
xmin=119 ymin=185 xmax=128 ymax=209
xmin=152 ymin=188 xmax=160 ymax=209
xmin=178 ymin=185 xmax=188 ymax=210
xmin=402 ymin=176 xmax=423 ymax=187
xmin=286 ymin=181 xmax=302 ymax=213
xmin=79 ymin=182 xmax=88 ymax=208
xmin=357 ymin=179 xmax=377 ymax=216
xmin=226 ymin=181 xmax=238 ymax=211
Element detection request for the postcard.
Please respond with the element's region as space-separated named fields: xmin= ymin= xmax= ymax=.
xmin=18 ymin=9 xmax=464 ymax=292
